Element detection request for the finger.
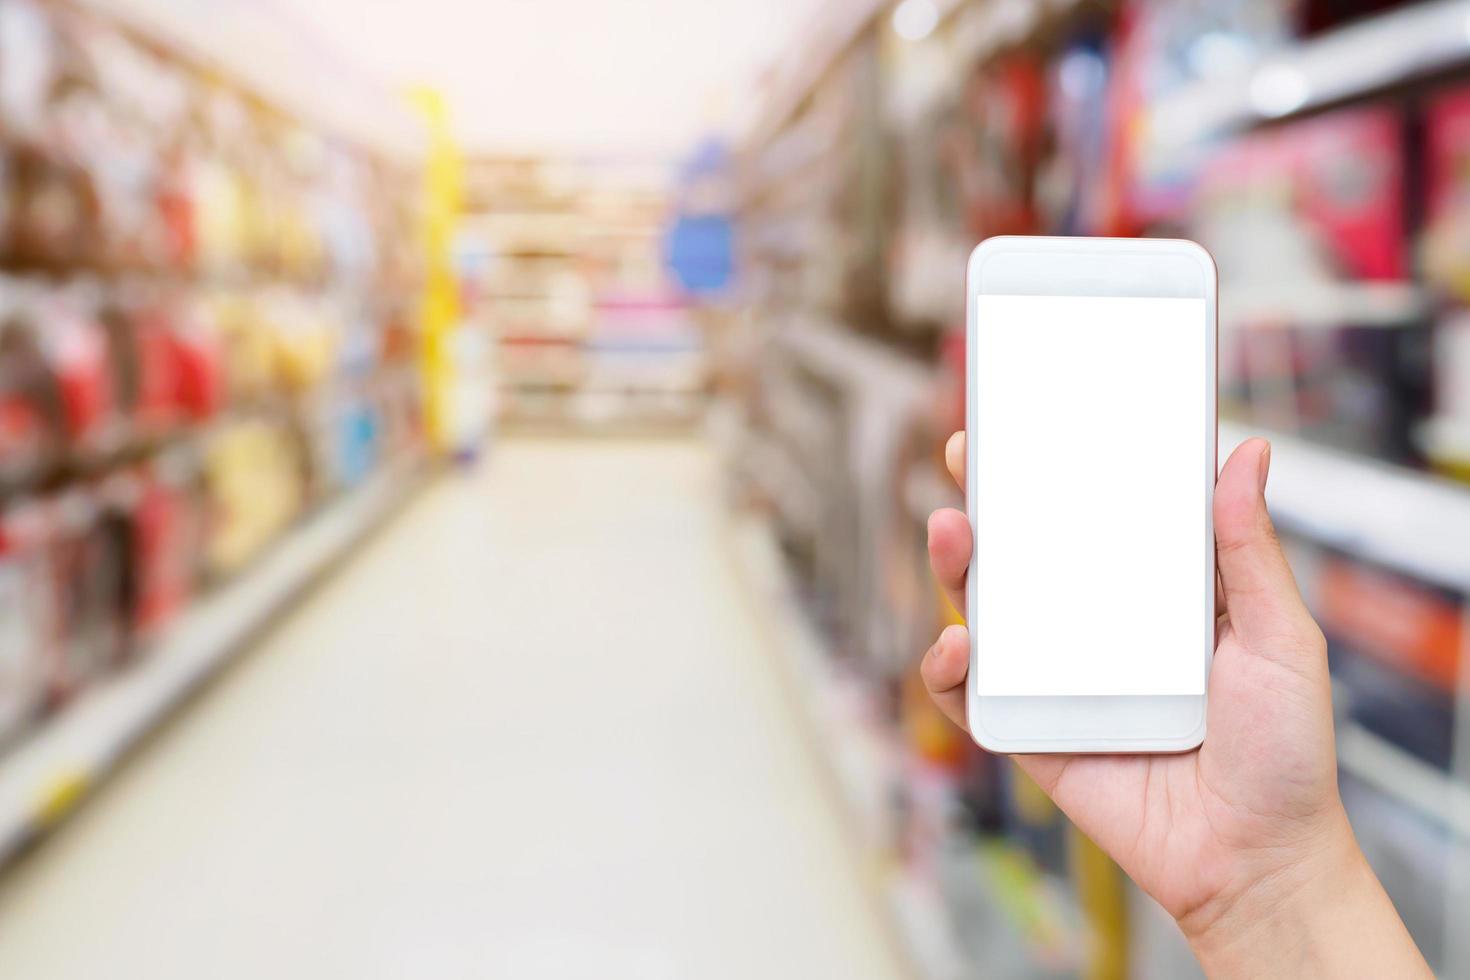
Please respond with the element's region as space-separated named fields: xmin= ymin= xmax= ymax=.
xmin=1214 ymin=439 xmax=1321 ymax=659
xmin=920 ymin=624 xmax=969 ymax=728
xmin=945 ymin=431 xmax=965 ymax=492
xmin=927 ymin=507 xmax=971 ymax=616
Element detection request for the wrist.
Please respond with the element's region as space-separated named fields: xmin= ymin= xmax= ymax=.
xmin=1180 ymin=814 xmax=1429 ymax=978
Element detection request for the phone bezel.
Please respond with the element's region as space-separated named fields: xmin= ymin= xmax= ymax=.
xmin=964 ymin=235 xmax=1217 ymax=754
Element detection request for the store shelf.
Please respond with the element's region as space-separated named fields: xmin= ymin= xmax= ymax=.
xmin=949 ymin=0 xmax=1085 ymax=79
xmin=1337 ymin=721 xmax=1470 ymax=839
xmin=74 ymin=0 xmax=424 ymax=162
xmin=728 ymin=511 xmax=984 ymax=980
xmin=1223 ymin=422 xmax=1470 ymax=591
xmin=1220 ymin=281 xmax=1429 ymax=331
xmin=0 ymin=427 xmax=185 ymax=502
xmin=1148 ymin=0 xmax=1470 ymax=158
xmin=0 ymin=457 xmax=426 ymax=868
xmin=780 ymin=319 xmax=934 ymax=404
xmin=741 ymin=0 xmax=888 ymax=153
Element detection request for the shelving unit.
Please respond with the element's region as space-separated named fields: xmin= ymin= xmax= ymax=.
xmin=0 ymin=457 xmax=424 ymax=867
xmin=0 ymin=0 xmax=437 ymax=858
xmin=718 ymin=0 xmax=1470 ymax=976
xmin=1224 ymin=422 xmax=1470 ymax=591
xmin=461 ymin=158 xmax=705 ymax=431
xmin=1147 ymin=0 xmax=1470 ymax=159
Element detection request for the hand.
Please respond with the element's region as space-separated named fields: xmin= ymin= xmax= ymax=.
xmin=922 ymin=433 xmax=1429 ymax=977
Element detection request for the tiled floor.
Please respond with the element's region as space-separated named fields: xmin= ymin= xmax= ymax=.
xmin=0 ymin=438 xmax=903 ymax=979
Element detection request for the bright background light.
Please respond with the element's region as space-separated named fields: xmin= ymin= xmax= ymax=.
xmin=892 ymin=0 xmax=939 ymax=42
xmin=94 ymin=0 xmax=828 ymax=157
xmin=1249 ymin=63 xmax=1311 ymax=118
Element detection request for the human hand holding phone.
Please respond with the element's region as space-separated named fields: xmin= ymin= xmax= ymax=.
xmin=922 ymin=432 xmax=1430 ymax=977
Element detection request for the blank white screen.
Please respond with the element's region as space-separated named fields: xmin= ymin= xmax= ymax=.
xmin=972 ymin=294 xmax=1207 ymax=696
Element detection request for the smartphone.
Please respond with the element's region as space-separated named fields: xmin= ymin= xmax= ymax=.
xmin=964 ymin=236 xmax=1217 ymax=753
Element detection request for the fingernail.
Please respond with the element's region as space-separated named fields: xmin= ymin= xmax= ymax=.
xmin=1257 ymin=441 xmax=1271 ymax=494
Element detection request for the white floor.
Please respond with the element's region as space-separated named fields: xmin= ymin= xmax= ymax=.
xmin=0 ymin=438 xmax=905 ymax=980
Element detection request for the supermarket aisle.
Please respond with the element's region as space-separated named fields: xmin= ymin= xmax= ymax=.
xmin=0 ymin=438 xmax=904 ymax=980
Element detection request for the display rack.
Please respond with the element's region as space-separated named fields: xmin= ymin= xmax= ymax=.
xmin=0 ymin=0 xmax=435 ymax=859
xmin=461 ymin=157 xmax=705 ymax=430
xmin=1224 ymin=422 xmax=1470 ymax=591
xmin=725 ymin=510 xmax=969 ymax=980
xmin=71 ymin=0 xmax=424 ymax=163
xmin=719 ymin=0 xmax=1470 ymax=975
xmin=1147 ymin=0 xmax=1470 ymax=160
xmin=0 ymin=457 xmax=424 ymax=867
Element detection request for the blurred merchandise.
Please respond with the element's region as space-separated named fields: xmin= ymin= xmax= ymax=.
xmin=461 ymin=157 xmax=705 ymax=430
xmin=714 ymin=0 xmax=1470 ymax=976
xmin=0 ymin=500 xmax=51 ymax=744
xmin=201 ymin=418 xmax=305 ymax=578
xmin=0 ymin=0 xmax=431 ymax=848
xmin=128 ymin=451 xmax=204 ymax=634
xmin=0 ymin=0 xmax=1466 ymax=976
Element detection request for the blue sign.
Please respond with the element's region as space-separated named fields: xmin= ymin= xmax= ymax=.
xmin=665 ymin=215 xmax=734 ymax=295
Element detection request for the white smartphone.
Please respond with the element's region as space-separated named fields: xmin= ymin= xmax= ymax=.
xmin=964 ymin=236 xmax=1217 ymax=754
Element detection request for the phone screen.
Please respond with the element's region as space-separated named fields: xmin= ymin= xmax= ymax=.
xmin=972 ymin=294 xmax=1209 ymax=697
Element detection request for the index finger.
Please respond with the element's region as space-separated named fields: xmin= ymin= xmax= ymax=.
xmin=945 ymin=431 xmax=965 ymax=492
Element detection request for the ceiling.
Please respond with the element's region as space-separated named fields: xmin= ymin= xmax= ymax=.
xmin=270 ymin=0 xmax=830 ymax=159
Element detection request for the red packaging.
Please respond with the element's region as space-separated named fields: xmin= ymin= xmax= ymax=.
xmin=156 ymin=147 xmax=197 ymax=270
xmin=126 ymin=303 xmax=185 ymax=427
xmin=0 ymin=312 xmax=64 ymax=462
xmin=1426 ymin=88 xmax=1470 ymax=219
xmin=39 ymin=297 xmax=114 ymax=442
xmin=1422 ymin=86 xmax=1470 ymax=303
xmin=959 ymin=54 xmax=1048 ymax=238
xmin=1289 ymin=108 xmax=1406 ymax=281
xmin=129 ymin=456 xmax=202 ymax=634
xmin=167 ymin=301 xmax=224 ymax=421
xmin=1196 ymin=105 xmax=1408 ymax=288
xmin=1318 ymin=560 xmax=1462 ymax=692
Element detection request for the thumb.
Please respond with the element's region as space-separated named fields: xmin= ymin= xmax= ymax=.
xmin=1214 ymin=438 xmax=1320 ymax=657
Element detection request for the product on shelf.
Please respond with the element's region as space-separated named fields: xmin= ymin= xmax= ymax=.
xmin=0 ymin=0 xmax=426 ymax=741
xmin=0 ymin=499 xmax=54 ymax=742
xmin=1424 ymin=86 xmax=1470 ymax=304
xmin=1421 ymin=312 xmax=1470 ymax=480
xmin=1037 ymin=34 xmax=1113 ymax=237
xmin=1194 ymin=105 xmax=1408 ymax=300
xmin=201 ymin=419 xmax=305 ymax=579
xmin=0 ymin=294 xmax=66 ymax=473
xmin=1318 ymin=555 xmax=1461 ymax=766
xmin=723 ymin=0 xmax=1470 ymax=975
xmin=128 ymin=452 xmax=204 ymax=635
xmin=465 ymin=156 xmax=701 ymax=428
xmin=44 ymin=487 xmax=133 ymax=701
xmin=1420 ymin=88 xmax=1470 ymax=479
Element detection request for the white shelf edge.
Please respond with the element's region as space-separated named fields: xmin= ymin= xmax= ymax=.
xmin=1147 ymin=0 xmax=1470 ymax=158
xmin=725 ymin=513 xmax=972 ymax=980
xmin=0 ymin=456 xmax=427 ymax=866
xmin=1221 ymin=422 xmax=1470 ymax=591
xmin=1220 ymin=282 xmax=1428 ymax=331
xmin=1338 ymin=722 xmax=1470 ymax=840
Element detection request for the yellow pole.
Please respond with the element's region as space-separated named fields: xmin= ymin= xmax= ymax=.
xmin=409 ymin=88 xmax=462 ymax=454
